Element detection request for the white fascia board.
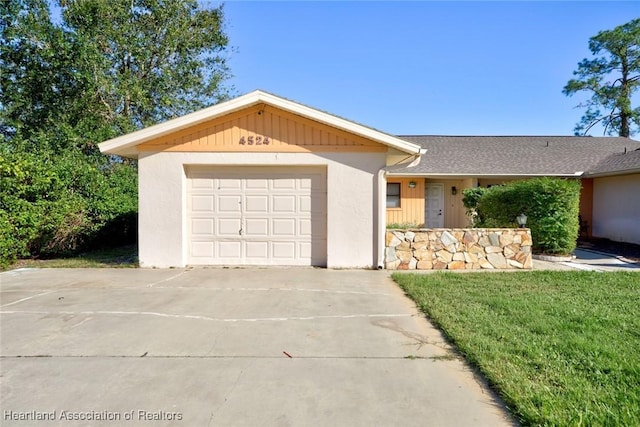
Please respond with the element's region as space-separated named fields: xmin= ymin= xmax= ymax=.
xmin=585 ymin=168 xmax=640 ymax=178
xmin=386 ymin=172 xmax=586 ymax=178
xmin=98 ymin=91 xmax=265 ymax=156
xmin=99 ymin=90 xmax=421 ymax=157
xmin=258 ymin=92 xmax=421 ymax=155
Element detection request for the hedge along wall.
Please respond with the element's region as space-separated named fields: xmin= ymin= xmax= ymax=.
xmin=385 ymin=228 xmax=533 ymax=270
xmin=469 ymin=177 xmax=580 ymax=255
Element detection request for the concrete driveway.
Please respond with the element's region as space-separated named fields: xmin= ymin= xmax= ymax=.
xmin=1 ymin=268 xmax=513 ymax=426
xmin=565 ymin=249 xmax=640 ymax=272
xmin=533 ymin=249 xmax=640 ymax=272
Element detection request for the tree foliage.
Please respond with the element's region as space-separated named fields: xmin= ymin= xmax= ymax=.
xmin=563 ymin=18 xmax=640 ymax=137
xmin=0 ymin=143 xmax=138 ymax=264
xmin=1 ymin=0 xmax=88 ymax=147
xmin=0 ymin=0 xmax=232 ymax=267
xmin=61 ymin=0 xmax=232 ymax=136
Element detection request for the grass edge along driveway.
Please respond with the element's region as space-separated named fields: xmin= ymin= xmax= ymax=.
xmin=392 ymin=271 xmax=640 ymax=427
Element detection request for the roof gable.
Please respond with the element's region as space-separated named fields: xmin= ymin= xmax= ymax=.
xmin=99 ymin=90 xmax=421 ymax=158
xmin=137 ymin=103 xmax=388 ymax=153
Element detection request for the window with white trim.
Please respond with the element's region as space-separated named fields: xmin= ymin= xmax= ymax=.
xmin=386 ymin=183 xmax=401 ymax=208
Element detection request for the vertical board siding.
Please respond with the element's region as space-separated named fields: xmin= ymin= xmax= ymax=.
xmin=443 ymin=179 xmax=464 ymax=228
xmin=387 ymin=178 xmax=484 ymax=229
xmin=422 ymin=179 xmax=468 ymax=228
xmin=425 ymin=179 xmax=466 ymax=228
xmin=139 ymin=105 xmax=387 ymax=153
xmin=386 ymin=178 xmax=425 ymax=226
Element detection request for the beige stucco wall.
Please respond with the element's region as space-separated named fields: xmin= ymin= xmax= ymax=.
xmin=138 ymin=151 xmax=386 ymax=268
xmin=385 ymin=148 xmax=414 ymax=166
xmin=592 ymin=173 xmax=640 ymax=245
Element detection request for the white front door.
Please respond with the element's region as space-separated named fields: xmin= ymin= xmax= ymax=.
xmin=425 ymin=183 xmax=444 ymax=228
xmin=186 ymin=166 xmax=327 ymax=266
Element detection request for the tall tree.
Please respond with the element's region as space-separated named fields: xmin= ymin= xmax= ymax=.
xmin=1 ymin=0 xmax=232 ymax=152
xmin=0 ymin=0 xmax=233 ymax=264
xmin=563 ymin=18 xmax=640 ymax=137
xmin=60 ymin=0 xmax=232 ymax=137
xmin=0 ymin=0 xmax=87 ymax=147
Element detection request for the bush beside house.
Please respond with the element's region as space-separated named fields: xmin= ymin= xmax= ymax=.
xmin=463 ymin=177 xmax=581 ymax=255
xmin=0 ymin=147 xmax=137 ymax=268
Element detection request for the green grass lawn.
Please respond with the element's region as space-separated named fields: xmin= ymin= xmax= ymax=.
xmin=392 ymin=271 xmax=640 ymax=427
xmin=7 ymin=245 xmax=138 ymax=269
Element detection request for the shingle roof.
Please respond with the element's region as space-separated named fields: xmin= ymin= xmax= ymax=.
xmin=586 ymin=148 xmax=640 ymax=176
xmin=386 ymin=135 xmax=640 ymax=176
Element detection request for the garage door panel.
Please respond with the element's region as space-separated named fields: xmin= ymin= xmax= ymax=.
xmin=246 ymin=241 xmax=268 ymax=258
xmin=299 ymin=178 xmax=313 ymax=189
xmin=272 ymin=242 xmax=296 ymax=259
xmin=187 ymin=167 xmax=326 ymax=266
xmin=191 ymin=196 xmax=214 ymax=212
xmin=192 ymin=242 xmax=214 ymax=258
xmin=273 ymin=219 xmax=296 ymax=236
xmin=299 ymin=219 xmax=312 ymax=236
xmin=192 ymin=219 xmax=214 ymax=235
xmin=218 ymin=179 xmax=242 ymax=190
xmin=218 ymin=241 xmax=242 ymax=258
xmin=299 ymin=195 xmax=311 ymax=212
xmin=191 ymin=177 xmax=214 ymax=189
xmin=272 ymin=195 xmax=296 ymax=212
xmin=218 ymin=195 xmax=241 ymax=212
xmin=245 ymin=195 xmax=268 ymax=212
xmin=272 ymin=178 xmax=296 ymax=190
xmin=218 ymin=219 xmax=241 ymax=236
xmin=245 ymin=218 xmax=269 ymax=236
xmin=299 ymin=242 xmax=312 ymax=259
xmin=245 ymin=178 xmax=269 ymax=189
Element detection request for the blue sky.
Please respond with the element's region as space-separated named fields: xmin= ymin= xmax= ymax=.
xmin=216 ymin=1 xmax=639 ymax=136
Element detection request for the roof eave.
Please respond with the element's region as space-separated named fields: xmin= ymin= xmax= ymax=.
xmin=259 ymin=92 xmax=421 ymax=154
xmin=98 ymin=91 xmax=267 ymax=158
xmin=99 ymin=90 xmax=421 ymax=157
xmin=585 ymin=168 xmax=640 ymax=178
xmin=386 ymin=172 xmax=585 ymax=178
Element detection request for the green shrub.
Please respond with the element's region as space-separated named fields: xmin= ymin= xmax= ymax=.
xmin=470 ymin=178 xmax=580 ymax=255
xmin=387 ymin=222 xmax=423 ymax=229
xmin=0 ymin=143 xmax=137 ymax=267
xmin=462 ymin=187 xmax=488 ymax=225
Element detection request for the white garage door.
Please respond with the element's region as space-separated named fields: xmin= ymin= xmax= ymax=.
xmin=186 ymin=166 xmax=327 ymax=266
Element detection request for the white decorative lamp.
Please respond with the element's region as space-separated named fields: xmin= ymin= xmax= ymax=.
xmin=516 ymin=213 xmax=528 ymax=228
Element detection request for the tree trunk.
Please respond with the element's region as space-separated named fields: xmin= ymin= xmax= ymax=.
xmin=620 ymin=114 xmax=630 ymax=138
xmin=619 ymin=55 xmax=630 ymax=138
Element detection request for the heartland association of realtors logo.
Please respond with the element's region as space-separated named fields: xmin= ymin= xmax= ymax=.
xmin=3 ymin=409 xmax=183 ymax=422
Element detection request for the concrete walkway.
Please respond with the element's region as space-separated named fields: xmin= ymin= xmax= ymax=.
xmin=1 ymin=268 xmax=515 ymax=427
xmin=534 ymin=249 xmax=640 ymax=272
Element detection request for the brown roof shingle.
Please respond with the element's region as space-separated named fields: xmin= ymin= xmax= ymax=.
xmin=586 ymin=148 xmax=640 ymax=176
xmin=387 ymin=135 xmax=640 ymax=176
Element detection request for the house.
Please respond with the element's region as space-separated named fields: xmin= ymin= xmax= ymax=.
xmin=384 ymin=136 xmax=640 ymax=242
xmin=99 ymin=90 xmax=424 ymax=268
xmin=583 ymin=149 xmax=640 ymax=245
xmin=99 ymin=91 xmax=640 ymax=268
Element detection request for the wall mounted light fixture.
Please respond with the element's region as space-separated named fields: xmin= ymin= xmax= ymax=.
xmin=517 ymin=213 xmax=528 ymax=228
xmin=408 ymin=181 xmax=417 ymax=189
xmin=451 ymin=186 xmax=457 ymax=195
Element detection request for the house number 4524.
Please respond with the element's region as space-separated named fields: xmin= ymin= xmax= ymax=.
xmin=239 ymin=136 xmax=270 ymax=145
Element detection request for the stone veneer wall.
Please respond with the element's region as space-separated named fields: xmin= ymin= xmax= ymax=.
xmin=385 ymin=228 xmax=532 ymax=270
